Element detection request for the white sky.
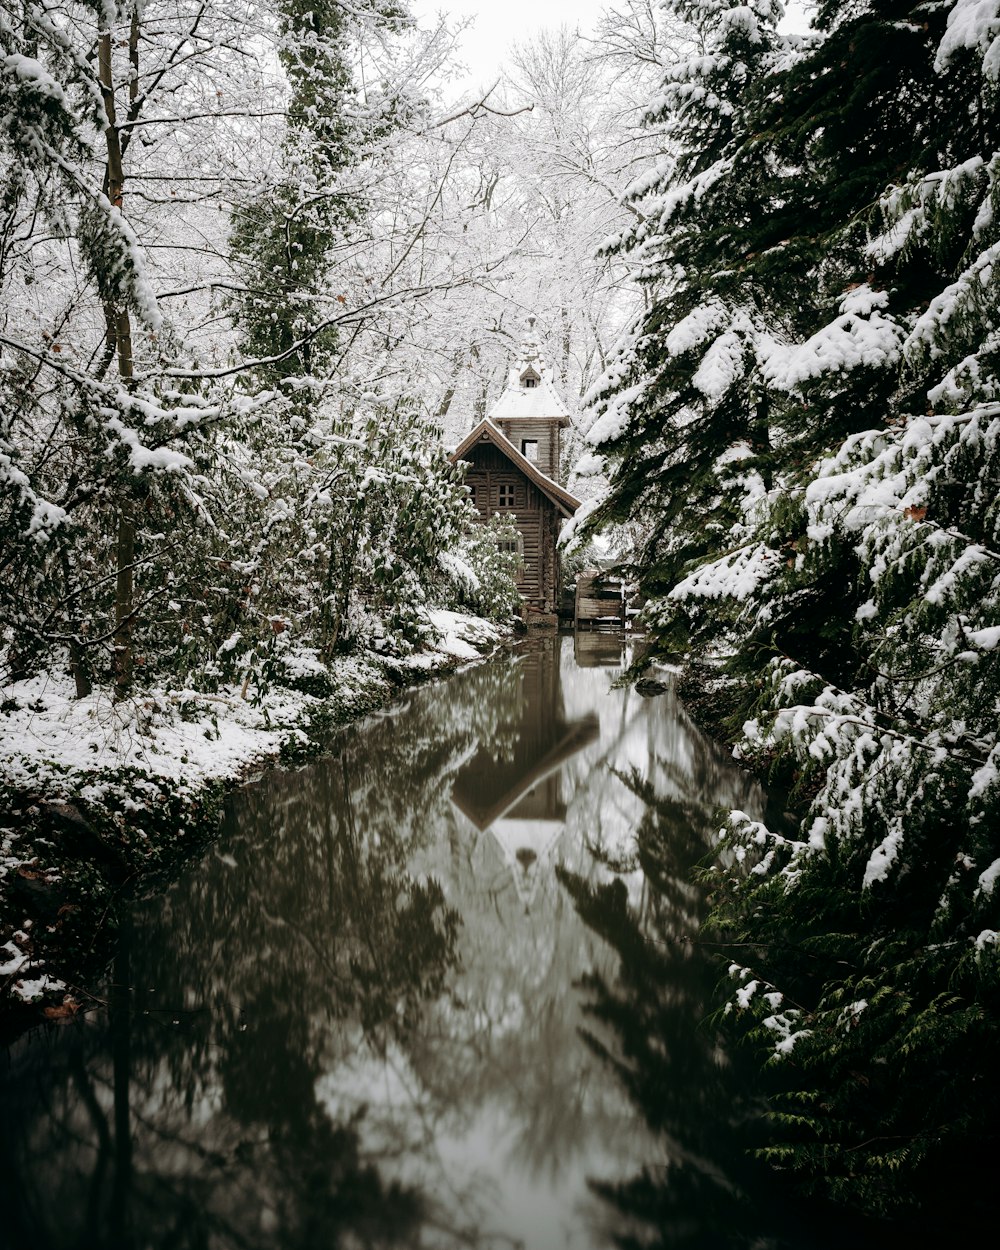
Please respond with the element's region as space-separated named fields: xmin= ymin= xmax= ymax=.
xmin=411 ymin=1 xmax=813 ymax=95
xmin=411 ymin=0 xmax=612 ymax=91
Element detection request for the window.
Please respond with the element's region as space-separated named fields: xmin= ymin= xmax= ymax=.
xmin=498 ymin=483 xmax=515 ymax=508
xmin=468 ymin=483 xmax=478 ymax=506
xmin=522 ymin=377 xmax=538 ymax=388
xmin=521 ymin=440 xmax=539 ymax=463
xmin=498 ymin=534 xmax=524 ymax=562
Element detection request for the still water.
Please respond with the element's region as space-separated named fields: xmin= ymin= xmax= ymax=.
xmin=0 ymin=637 xmax=860 ymax=1250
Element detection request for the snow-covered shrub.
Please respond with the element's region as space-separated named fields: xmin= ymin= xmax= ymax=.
xmin=437 ymin=516 xmax=522 ymax=623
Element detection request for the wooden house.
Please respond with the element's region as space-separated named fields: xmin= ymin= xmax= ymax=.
xmin=450 ymin=322 xmax=580 ymax=615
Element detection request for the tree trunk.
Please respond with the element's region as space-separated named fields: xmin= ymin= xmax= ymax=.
xmin=752 ymin=384 xmax=773 ymax=491
xmin=99 ymin=21 xmax=138 ymax=700
xmin=60 ymin=547 xmax=92 ymax=698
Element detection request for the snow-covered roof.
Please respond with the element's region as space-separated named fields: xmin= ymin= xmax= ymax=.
xmin=450 ymin=419 xmax=581 ymax=517
xmin=487 ymin=317 xmax=572 ymax=426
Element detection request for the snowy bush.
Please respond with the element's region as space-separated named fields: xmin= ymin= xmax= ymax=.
xmin=437 ymin=516 xmax=522 ymax=623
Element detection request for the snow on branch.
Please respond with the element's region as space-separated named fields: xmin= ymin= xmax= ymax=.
xmin=764 ymin=285 xmax=904 ymax=393
xmin=935 ymin=0 xmax=1000 ymax=78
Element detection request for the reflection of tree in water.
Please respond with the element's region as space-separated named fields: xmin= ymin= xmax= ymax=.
xmin=2 ymin=639 xmax=818 ymax=1250
xmin=402 ymin=643 xmax=622 ymax=1177
xmin=1 ymin=643 xmax=606 ymax=1250
xmin=560 ymin=775 xmax=876 ymax=1250
xmin=0 ymin=704 xmax=475 ymax=1247
xmin=402 ymin=643 xmax=765 ymax=1191
xmin=0 ymin=930 xmax=430 ymax=1250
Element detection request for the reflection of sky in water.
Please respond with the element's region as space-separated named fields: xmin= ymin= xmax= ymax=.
xmin=315 ymin=1043 xmax=632 ymax=1249
xmin=383 ymin=637 xmax=764 ymax=1247
xmin=0 ymin=635 xmax=770 ymax=1250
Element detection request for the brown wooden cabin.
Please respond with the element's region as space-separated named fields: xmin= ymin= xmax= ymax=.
xmin=573 ymin=569 xmax=645 ymax=632
xmin=574 ymin=570 xmax=626 ymax=630
xmin=449 ymin=329 xmax=580 ymax=615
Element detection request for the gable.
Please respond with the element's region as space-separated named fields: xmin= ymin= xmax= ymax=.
xmin=450 ymin=420 xmax=580 ymax=518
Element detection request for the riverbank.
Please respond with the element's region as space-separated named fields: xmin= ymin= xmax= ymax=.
xmin=675 ymin=660 xmax=812 ymax=817
xmin=0 ymin=610 xmax=509 ymax=1034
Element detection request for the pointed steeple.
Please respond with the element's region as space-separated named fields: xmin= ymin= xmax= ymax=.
xmin=520 ymin=314 xmax=543 ymax=368
xmin=488 ymin=315 xmax=571 ymax=426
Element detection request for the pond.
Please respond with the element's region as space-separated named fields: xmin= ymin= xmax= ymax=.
xmin=0 ymin=636 xmax=872 ymax=1249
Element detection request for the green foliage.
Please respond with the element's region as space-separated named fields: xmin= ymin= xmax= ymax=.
xmin=229 ymin=0 xmax=413 ymax=388
xmin=0 ymin=773 xmax=227 ymax=1001
xmin=587 ymin=0 xmax=1000 ymax=1221
xmin=439 ymin=513 xmax=523 ymax=623
xmin=145 ymin=403 xmax=485 ymax=684
xmin=712 ymin=837 xmax=1000 ymax=1219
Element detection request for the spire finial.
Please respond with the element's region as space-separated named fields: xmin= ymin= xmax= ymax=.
xmin=521 ymin=314 xmax=542 ymax=366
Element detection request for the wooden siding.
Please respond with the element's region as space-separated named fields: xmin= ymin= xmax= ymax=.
xmin=494 ymin=418 xmax=561 ymax=481
xmin=575 ymin=572 xmax=625 ymax=629
xmin=463 ymin=442 xmax=561 ymax=608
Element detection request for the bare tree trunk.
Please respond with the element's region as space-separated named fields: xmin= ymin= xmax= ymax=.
xmin=60 ymin=546 xmax=92 ymax=698
xmin=436 ymin=385 xmax=456 ymax=422
xmin=99 ymin=19 xmax=138 ymax=700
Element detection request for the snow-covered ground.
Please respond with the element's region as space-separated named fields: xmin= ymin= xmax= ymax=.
xmin=0 ymin=610 xmax=508 ymax=1008
xmin=0 ymin=610 xmax=506 ymax=803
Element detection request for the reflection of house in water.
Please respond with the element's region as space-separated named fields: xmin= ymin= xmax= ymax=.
xmin=574 ymin=631 xmax=626 ymax=669
xmin=450 ymin=646 xmax=599 ymax=907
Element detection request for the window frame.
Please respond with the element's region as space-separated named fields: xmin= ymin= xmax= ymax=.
xmin=498 ymin=532 xmax=525 ymax=562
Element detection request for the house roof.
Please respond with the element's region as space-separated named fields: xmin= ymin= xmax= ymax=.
xmin=450 ymin=714 xmax=600 ymax=832
xmin=486 ymin=317 xmax=572 ymax=426
xmin=450 ymin=419 xmax=581 ymax=518
xmin=489 ymin=377 xmax=571 ymax=424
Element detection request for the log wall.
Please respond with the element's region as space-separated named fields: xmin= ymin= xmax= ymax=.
xmin=463 ymin=442 xmax=560 ymax=608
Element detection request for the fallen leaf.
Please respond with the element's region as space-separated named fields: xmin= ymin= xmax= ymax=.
xmin=43 ymin=999 xmax=82 ymax=1021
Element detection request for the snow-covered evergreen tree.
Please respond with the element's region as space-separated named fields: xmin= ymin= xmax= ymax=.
xmin=578 ymin=0 xmax=794 ymax=630
xmin=585 ymin=0 xmax=1000 ymax=1219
